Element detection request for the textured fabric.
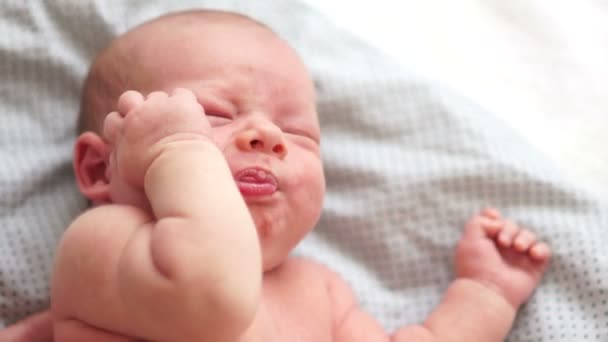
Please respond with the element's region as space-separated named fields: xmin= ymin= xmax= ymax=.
xmin=302 ymin=0 xmax=608 ymax=203
xmin=1 ymin=1 xmax=607 ymax=341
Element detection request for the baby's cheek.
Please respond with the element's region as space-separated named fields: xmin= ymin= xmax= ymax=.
xmin=286 ymin=161 xmax=322 ymax=190
xmin=211 ymin=127 xmax=238 ymax=153
xmin=288 ymin=164 xmax=324 ymax=216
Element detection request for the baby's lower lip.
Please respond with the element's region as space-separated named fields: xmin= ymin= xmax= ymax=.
xmin=234 ymin=167 xmax=278 ymax=197
xmin=237 ymin=181 xmax=277 ymax=197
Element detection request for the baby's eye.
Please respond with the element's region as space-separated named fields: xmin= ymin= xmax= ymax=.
xmin=205 ymin=112 xmax=233 ymax=127
xmin=283 ymin=128 xmax=319 ymax=144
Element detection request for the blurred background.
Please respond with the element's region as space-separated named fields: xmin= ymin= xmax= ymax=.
xmin=301 ymin=0 xmax=608 ymax=203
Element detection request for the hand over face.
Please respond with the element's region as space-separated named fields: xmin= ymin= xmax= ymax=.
xmin=455 ymin=208 xmax=551 ymax=308
xmin=103 ymin=88 xmax=212 ymax=187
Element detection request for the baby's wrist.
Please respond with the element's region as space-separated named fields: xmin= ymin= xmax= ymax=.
xmin=144 ymin=139 xmax=222 ymax=187
xmin=153 ymin=135 xmax=216 ymax=161
xmin=432 ymin=278 xmax=518 ymax=340
xmin=454 ymin=277 xmax=520 ymax=310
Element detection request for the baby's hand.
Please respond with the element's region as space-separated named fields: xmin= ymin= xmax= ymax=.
xmin=103 ymin=88 xmax=212 ymax=187
xmin=455 ymin=208 xmax=551 ymax=308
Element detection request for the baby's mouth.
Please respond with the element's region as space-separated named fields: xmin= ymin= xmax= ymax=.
xmin=234 ymin=167 xmax=278 ymax=197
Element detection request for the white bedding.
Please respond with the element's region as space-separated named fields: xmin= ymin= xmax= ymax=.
xmin=1 ymin=1 xmax=607 ymax=341
xmin=303 ymin=0 xmax=608 ymax=204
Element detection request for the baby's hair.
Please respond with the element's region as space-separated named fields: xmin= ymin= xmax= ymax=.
xmin=77 ymin=9 xmax=274 ymax=134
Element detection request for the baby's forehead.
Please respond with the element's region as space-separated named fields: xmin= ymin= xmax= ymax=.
xmin=105 ymin=12 xmax=281 ymax=79
xmin=81 ymin=11 xmax=313 ymax=133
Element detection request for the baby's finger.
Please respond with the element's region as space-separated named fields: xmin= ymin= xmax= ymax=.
xmin=170 ymin=88 xmax=204 ymax=116
xmin=146 ymin=91 xmax=168 ymax=101
xmin=117 ymin=90 xmax=144 ymax=116
xmin=480 ymin=217 xmax=503 ymax=238
xmin=530 ymin=242 xmax=551 ymax=261
xmin=171 ymin=87 xmax=197 ymax=101
xmin=103 ymin=111 xmax=122 ymax=141
xmin=482 ymin=207 xmax=502 ymax=220
xmin=513 ymin=229 xmax=536 ymax=252
xmin=464 ymin=216 xmax=499 ymax=239
xmin=497 ymin=220 xmax=519 ymax=247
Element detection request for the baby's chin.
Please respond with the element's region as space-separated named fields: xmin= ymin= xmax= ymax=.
xmin=247 ymin=201 xmax=317 ymax=272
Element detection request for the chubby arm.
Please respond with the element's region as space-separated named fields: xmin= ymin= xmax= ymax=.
xmin=326 ymin=265 xmax=514 ymax=342
xmin=331 ymin=209 xmax=550 ymax=342
xmin=141 ymin=142 xmax=262 ymax=340
xmin=54 ymin=144 xmax=261 ymax=342
xmin=393 ymin=279 xmax=516 ymax=342
xmin=330 ymin=277 xmax=514 ymax=342
xmin=0 ymin=310 xmax=53 ymax=342
xmin=53 ymin=90 xmax=262 ymax=342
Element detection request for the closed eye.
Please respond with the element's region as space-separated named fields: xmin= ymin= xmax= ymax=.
xmin=205 ymin=112 xmax=233 ymax=126
xmin=197 ymin=96 xmax=235 ymax=127
xmin=283 ymin=128 xmax=319 ymax=144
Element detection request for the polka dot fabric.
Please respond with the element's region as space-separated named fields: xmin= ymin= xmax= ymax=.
xmin=1 ymin=1 xmax=606 ymax=340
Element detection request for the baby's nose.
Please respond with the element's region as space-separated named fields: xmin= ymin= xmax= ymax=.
xmin=235 ymin=123 xmax=287 ymax=159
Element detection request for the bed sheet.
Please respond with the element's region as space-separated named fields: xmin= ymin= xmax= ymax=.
xmin=1 ymin=1 xmax=607 ymax=341
xmin=303 ymin=0 xmax=608 ymax=204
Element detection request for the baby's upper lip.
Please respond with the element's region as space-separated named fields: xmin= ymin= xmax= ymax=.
xmin=233 ymin=167 xmax=278 ymax=187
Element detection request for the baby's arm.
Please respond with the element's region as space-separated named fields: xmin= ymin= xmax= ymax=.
xmin=331 ymin=208 xmax=550 ymax=341
xmin=52 ymin=89 xmax=261 ymax=342
xmin=0 ymin=310 xmax=53 ymax=342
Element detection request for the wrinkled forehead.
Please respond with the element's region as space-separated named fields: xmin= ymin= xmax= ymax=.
xmin=86 ymin=13 xmax=318 ymax=132
xmin=127 ymin=18 xmax=309 ymax=79
xmin=134 ymin=19 xmax=314 ymax=103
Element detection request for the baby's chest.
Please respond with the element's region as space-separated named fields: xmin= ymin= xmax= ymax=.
xmin=239 ymin=261 xmax=334 ymax=342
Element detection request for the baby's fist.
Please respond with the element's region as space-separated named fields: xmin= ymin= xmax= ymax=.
xmin=104 ymin=88 xmax=212 ymax=187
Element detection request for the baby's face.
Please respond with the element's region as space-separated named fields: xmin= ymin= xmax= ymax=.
xmin=114 ymin=21 xmax=325 ymax=271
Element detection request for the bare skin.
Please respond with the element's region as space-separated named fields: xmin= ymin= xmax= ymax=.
xmin=0 ymin=10 xmax=550 ymax=342
xmin=51 ymin=88 xmax=549 ymax=341
xmin=0 ymin=311 xmax=53 ymax=342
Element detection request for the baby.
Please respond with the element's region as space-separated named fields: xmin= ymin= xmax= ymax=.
xmin=2 ymin=9 xmax=551 ymax=342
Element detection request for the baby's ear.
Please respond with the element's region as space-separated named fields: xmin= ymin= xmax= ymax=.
xmin=73 ymin=132 xmax=110 ymax=202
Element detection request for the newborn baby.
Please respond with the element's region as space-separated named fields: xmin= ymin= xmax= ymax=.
xmin=2 ymin=9 xmax=552 ymax=342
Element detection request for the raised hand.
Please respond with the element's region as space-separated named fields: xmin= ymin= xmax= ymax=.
xmin=103 ymin=88 xmax=211 ymax=187
xmin=455 ymin=208 xmax=551 ymax=308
